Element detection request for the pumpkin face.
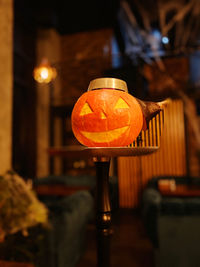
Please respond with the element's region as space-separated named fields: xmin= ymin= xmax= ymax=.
xmin=71 ymin=89 xmax=143 ymax=147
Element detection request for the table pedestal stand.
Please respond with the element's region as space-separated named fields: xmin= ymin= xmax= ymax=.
xmin=94 ymin=157 xmax=112 ymax=267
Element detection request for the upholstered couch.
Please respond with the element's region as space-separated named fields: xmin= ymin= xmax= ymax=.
xmin=142 ymin=176 xmax=200 ymax=267
xmin=34 ymin=174 xmax=119 ymax=211
xmin=0 ymin=175 xmax=94 ymax=267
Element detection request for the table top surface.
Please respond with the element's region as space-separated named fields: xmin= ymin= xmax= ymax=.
xmin=48 ymin=145 xmax=159 ymax=158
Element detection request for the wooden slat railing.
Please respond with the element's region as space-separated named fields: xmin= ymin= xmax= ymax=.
xmin=118 ymin=99 xmax=186 ymax=208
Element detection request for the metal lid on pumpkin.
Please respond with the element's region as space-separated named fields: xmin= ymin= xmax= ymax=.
xmin=88 ymin=77 xmax=128 ymax=93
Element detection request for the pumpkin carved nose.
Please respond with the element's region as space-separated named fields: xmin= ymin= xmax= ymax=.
xmin=100 ymin=111 xmax=107 ymax=119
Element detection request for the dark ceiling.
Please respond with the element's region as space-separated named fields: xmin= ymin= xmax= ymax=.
xmin=15 ymin=0 xmax=120 ymax=34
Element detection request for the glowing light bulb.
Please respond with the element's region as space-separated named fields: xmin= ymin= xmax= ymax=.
xmin=162 ymin=36 xmax=169 ymax=44
xmin=33 ymin=58 xmax=57 ymax=84
xmin=40 ymin=68 xmax=49 ymax=79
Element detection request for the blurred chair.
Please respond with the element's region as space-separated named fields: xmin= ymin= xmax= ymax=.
xmin=33 ymin=175 xmax=94 ymax=267
xmin=0 ymin=175 xmax=94 ymax=267
xmin=142 ymin=175 xmax=200 ymax=267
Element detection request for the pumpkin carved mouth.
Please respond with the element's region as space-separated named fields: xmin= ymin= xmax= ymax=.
xmin=81 ymin=126 xmax=129 ymax=143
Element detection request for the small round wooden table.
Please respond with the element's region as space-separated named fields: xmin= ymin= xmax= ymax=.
xmin=48 ymin=146 xmax=158 ymax=267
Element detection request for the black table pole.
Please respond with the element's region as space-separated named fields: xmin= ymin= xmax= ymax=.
xmin=94 ymin=157 xmax=112 ymax=267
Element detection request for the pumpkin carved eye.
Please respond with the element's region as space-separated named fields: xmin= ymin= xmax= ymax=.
xmin=114 ymin=97 xmax=129 ymax=109
xmin=100 ymin=111 xmax=107 ymax=119
xmin=80 ymin=102 xmax=93 ymax=116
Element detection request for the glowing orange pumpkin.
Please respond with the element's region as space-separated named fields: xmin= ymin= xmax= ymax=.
xmin=71 ymin=88 xmax=143 ymax=147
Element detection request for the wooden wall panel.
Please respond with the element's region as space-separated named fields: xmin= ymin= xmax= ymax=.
xmin=54 ymin=28 xmax=113 ymax=107
xmin=118 ymin=99 xmax=186 ymax=208
xmin=0 ymin=0 xmax=13 ymax=174
xmin=185 ymin=107 xmax=200 ymax=177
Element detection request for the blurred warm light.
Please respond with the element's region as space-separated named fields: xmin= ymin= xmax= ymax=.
xmin=33 ymin=58 xmax=57 ymax=84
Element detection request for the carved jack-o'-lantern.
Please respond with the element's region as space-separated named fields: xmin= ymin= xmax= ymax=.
xmin=71 ymin=78 xmax=143 ymax=147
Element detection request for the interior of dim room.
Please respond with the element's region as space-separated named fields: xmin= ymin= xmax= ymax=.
xmin=0 ymin=0 xmax=200 ymax=267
